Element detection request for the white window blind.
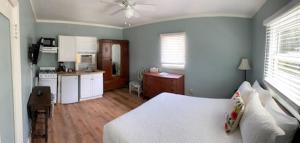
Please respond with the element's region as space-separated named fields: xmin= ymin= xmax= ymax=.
xmin=264 ymin=5 xmax=300 ymax=106
xmin=160 ymin=33 xmax=186 ymax=68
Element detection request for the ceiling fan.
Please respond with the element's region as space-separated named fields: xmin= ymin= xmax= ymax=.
xmin=100 ymin=0 xmax=156 ymax=25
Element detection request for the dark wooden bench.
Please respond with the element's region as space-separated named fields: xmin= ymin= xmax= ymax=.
xmin=27 ymin=86 xmax=51 ymax=142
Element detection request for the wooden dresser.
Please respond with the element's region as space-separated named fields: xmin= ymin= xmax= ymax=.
xmin=143 ymin=72 xmax=184 ymax=98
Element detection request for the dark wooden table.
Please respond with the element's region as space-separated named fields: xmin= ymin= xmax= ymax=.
xmin=27 ymin=86 xmax=52 ymax=142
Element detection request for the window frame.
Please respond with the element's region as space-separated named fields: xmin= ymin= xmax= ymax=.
xmin=263 ymin=4 xmax=300 ymax=114
xmin=160 ymin=32 xmax=186 ymax=69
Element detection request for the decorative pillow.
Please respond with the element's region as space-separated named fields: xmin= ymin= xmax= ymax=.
xmin=240 ymin=91 xmax=285 ymax=143
xmin=252 ymin=80 xmax=270 ymax=106
xmin=264 ymin=96 xmax=299 ymax=143
xmin=238 ymin=81 xmax=254 ymax=104
xmin=224 ymin=91 xmax=245 ymax=133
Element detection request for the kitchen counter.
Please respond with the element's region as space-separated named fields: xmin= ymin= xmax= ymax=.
xmin=57 ymin=70 xmax=105 ymax=76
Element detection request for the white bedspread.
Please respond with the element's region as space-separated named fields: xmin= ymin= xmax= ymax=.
xmin=103 ymin=93 xmax=242 ymax=143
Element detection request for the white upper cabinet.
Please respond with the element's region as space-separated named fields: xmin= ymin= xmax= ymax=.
xmin=76 ymin=36 xmax=98 ymax=53
xmin=58 ymin=36 xmax=76 ymax=62
xmin=58 ymin=36 xmax=97 ymax=62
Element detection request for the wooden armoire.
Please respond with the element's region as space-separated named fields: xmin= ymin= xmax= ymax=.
xmin=97 ymin=39 xmax=129 ymax=91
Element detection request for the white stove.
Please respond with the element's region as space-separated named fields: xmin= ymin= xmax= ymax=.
xmin=39 ymin=67 xmax=57 ymax=79
xmin=38 ymin=67 xmax=57 ymax=104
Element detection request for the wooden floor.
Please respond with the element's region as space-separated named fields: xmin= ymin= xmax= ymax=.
xmin=33 ymin=88 xmax=144 ymax=143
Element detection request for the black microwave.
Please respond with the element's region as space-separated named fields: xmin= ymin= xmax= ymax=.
xmin=39 ymin=37 xmax=56 ymax=47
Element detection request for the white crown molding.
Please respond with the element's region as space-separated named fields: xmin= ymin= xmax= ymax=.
xmin=36 ymin=19 xmax=124 ymax=29
xmin=125 ymin=13 xmax=252 ymax=29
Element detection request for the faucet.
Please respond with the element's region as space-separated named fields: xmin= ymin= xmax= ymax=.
xmin=85 ymin=66 xmax=94 ymax=72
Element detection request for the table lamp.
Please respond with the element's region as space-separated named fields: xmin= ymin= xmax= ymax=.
xmin=238 ymin=58 xmax=251 ymax=81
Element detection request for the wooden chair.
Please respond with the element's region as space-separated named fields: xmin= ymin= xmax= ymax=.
xmin=129 ymin=68 xmax=148 ymax=97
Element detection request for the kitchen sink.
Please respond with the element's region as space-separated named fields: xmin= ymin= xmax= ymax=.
xmin=84 ymin=70 xmax=97 ymax=72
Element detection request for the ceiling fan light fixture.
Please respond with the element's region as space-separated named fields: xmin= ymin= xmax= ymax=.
xmin=125 ymin=7 xmax=134 ymax=18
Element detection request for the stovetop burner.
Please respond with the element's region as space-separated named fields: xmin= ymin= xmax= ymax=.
xmin=39 ymin=67 xmax=57 ymax=79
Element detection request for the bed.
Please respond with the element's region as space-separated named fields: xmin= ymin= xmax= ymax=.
xmin=103 ymin=93 xmax=242 ymax=143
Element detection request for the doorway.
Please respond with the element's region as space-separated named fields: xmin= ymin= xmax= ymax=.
xmin=0 ymin=0 xmax=23 ymax=142
xmin=0 ymin=12 xmax=15 ymax=143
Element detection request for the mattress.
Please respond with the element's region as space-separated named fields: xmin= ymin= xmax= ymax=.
xmin=103 ymin=93 xmax=242 ymax=143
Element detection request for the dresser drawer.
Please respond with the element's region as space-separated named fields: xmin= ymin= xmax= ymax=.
xmin=143 ymin=72 xmax=184 ymax=98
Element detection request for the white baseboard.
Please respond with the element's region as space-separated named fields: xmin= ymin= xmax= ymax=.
xmin=80 ymin=95 xmax=103 ymax=101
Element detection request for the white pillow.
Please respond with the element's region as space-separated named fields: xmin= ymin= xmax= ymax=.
xmin=240 ymin=91 xmax=285 ymax=143
xmin=238 ymin=81 xmax=254 ymax=104
xmin=264 ymin=96 xmax=299 ymax=143
xmin=252 ymin=80 xmax=270 ymax=106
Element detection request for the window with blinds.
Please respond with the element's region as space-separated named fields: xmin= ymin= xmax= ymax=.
xmin=160 ymin=33 xmax=186 ymax=69
xmin=264 ymin=5 xmax=300 ymax=106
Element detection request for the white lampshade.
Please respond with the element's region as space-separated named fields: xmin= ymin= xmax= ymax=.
xmin=238 ymin=58 xmax=251 ymax=70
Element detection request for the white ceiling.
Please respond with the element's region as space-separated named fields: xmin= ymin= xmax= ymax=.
xmin=30 ymin=0 xmax=266 ymax=28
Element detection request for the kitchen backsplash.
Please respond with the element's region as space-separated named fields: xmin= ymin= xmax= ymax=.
xmin=37 ymin=53 xmax=75 ymax=69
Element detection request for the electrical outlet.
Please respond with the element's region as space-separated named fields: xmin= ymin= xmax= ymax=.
xmin=189 ymin=89 xmax=193 ymax=95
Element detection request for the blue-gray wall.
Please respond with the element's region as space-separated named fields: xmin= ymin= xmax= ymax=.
xmin=0 ymin=13 xmax=15 ymax=143
xmin=250 ymin=0 xmax=291 ymax=83
xmin=124 ymin=17 xmax=252 ymax=98
xmin=35 ymin=23 xmax=123 ymax=68
xmin=13 ymin=0 xmax=293 ymax=142
xmin=19 ymin=0 xmax=37 ymax=142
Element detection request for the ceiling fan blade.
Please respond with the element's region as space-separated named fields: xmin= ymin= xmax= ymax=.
xmin=100 ymin=0 xmax=117 ymax=4
xmin=110 ymin=8 xmax=126 ymax=15
xmin=135 ymin=3 xmax=155 ymax=6
xmin=100 ymin=0 xmax=123 ymax=7
xmin=132 ymin=0 xmax=156 ymax=6
xmin=134 ymin=4 xmax=156 ymax=11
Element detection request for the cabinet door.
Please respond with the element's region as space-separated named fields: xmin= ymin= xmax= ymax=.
xmin=80 ymin=75 xmax=92 ymax=99
xmin=76 ymin=36 xmax=97 ymax=52
xmin=58 ymin=36 xmax=76 ymax=62
xmin=121 ymin=42 xmax=129 ymax=78
xmin=144 ymin=75 xmax=163 ymax=97
xmin=103 ymin=59 xmax=112 ymax=80
xmin=61 ymin=76 xmax=78 ymax=104
xmin=92 ymin=73 xmax=103 ymax=96
xmin=102 ymin=42 xmax=111 ymax=58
